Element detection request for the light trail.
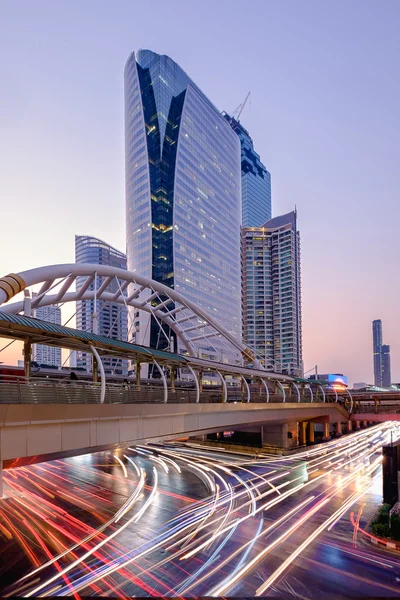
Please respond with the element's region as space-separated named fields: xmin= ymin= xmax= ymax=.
xmin=255 ymin=458 xmax=383 ymax=595
xmin=23 ymin=467 xmax=158 ymax=598
xmin=32 ymin=433 xmax=386 ymax=595
xmin=2 ymin=421 xmax=400 ymax=598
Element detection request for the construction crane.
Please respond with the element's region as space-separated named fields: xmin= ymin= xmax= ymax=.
xmin=231 ymin=91 xmax=251 ymax=122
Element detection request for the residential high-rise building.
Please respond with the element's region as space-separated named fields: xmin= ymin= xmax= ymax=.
xmin=382 ymin=344 xmax=391 ymax=387
xmin=124 ymin=49 xmax=242 ymax=367
xmin=75 ymin=235 xmax=128 ymax=374
xmin=242 ymin=211 xmax=302 ymax=375
xmin=372 ymin=319 xmax=383 ymax=387
xmin=32 ymin=298 xmax=62 ymax=367
xmin=223 ymin=113 xmax=272 ymax=226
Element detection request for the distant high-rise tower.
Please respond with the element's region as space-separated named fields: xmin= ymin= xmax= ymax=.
xmin=372 ymin=319 xmax=383 ymax=387
xmin=223 ymin=113 xmax=271 ymax=226
xmin=382 ymin=344 xmax=391 ymax=387
xmin=124 ymin=49 xmax=242 ymax=367
xmin=75 ymin=235 xmax=128 ymax=374
xmin=242 ymin=211 xmax=302 ymax=375
xmin=32 ymin=298 xmax=62 ymax=367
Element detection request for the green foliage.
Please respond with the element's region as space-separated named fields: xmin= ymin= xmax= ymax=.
xmin=372 ymin=522 xmax=390 ymax=538
xmin=371 ymin=503 xmax=400 ymax=541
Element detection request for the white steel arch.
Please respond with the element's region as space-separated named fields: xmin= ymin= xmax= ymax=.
xmin=0 ymin=264 xmax=262 ymax=369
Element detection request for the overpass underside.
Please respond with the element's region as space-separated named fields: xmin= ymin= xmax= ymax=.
xmin=0 ymin=401 xmax=350 ymax=496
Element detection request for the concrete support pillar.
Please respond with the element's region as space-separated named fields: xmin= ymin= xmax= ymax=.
xmin=258 ymin=379 xmax=263 ymax=397
xmin=363 ymin=420 xmax=368 ymax=428
xmin=348 ymin=419 xmax=353 ymax=432
xmin=323 ymin=422 xmax=330 ymax=441
xmin=136 ymin=362 xmax=141 ymax=390
xmin=336 ymin=421 xmax=342 ymax=437
xmin=92 ymin=354 xmax=98 ymax=383
xmin=23 ymin=340 xmax=31 ymax=379
xmin=299 ymin=421 xmax=307 ymax=445
xmin=356 ymin=420 xmax=361 ymax=429
xmin=262 ymin=423 xmax=289 ymax=449
xmin=309 ymin=421 xmax=315 ymax=443
xmin=170 ymin=367 xmax=175 ymax=392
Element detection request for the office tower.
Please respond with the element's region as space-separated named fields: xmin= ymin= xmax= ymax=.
xmin=372 ymin=319 xmax=383 ymax=387
xmin=382 ymin=344 xmax=391 ymax=387
xmin=242 ymin=210 xmax=302 ymax=375
xmin=124 ymin=50 xmax=242 ymax=368
xmin=223 ymin=113 xmax=272 ymax=226
xmin=75 ymin=235 xmax=128 ymax=374
xmin=32 ymin=298 xmax=62 ymax=367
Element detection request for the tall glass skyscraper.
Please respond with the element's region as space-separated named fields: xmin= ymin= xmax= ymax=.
xmin=382 ymin=344 xmax=391 ymax=387
xmin=223 ymin=114 xmax=271 ymax=226
xmin=242 ymin=211 xmax=302 ymax=375
xmin=75 ymin=235 xmax=128 ymax=374
xmin=32 ymin=297 xmax=62 ymax=367
xmin=372 ymin=319 xmax=383 ymax=387
xmin=124 ymin=50 xmax=242 ymax=365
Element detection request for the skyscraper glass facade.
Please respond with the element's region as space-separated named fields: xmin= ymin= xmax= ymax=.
xmin=75 ymin=235 xmax=128 ymax=374
xmin=382 ymin=344 xmax=391 ymax=388
xmin=223 ymin=114 xmax=271 ymax=226
xmin=372 ymin=319 xmax=383 ymax=387
xmin=125 ymin=50 xmax=242 ymax=365
xmin=242 ymin=211 xmax=302 ymax=375
xmin=32 ymin=299 xmax=62 ymax=367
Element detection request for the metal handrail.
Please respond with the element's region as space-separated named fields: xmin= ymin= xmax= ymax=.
xmin=0 ymin=376 xmax=348 ymax=406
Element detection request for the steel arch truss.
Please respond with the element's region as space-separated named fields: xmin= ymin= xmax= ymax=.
xmin=0 ymin=264 xmax=262 ymax=368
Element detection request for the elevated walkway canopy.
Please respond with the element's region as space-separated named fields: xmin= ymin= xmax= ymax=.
xmin=0 ymin=311 xmax=186 ymax=366
xmin=0 ymin=311 xmax=294 ymax=384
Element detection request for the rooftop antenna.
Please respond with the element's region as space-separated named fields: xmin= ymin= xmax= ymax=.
xmin=232 ymin=91 xmax=251 ymax=122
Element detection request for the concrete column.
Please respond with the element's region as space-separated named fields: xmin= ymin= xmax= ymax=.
xmin=363 ymin=420 xmax=368 ymax=428
xmin=136 ymin=362 xmax=141 ymax=390
xmin=336 ymin=421 xmax=342 ymax=437
xmin=348 ymin=419 xmax=353 ymax=432
xmin=92 ymin=354 xmax=98 ymax=383
xmin=198 ymin=370 xmax=203 ymax=393
xmin=299 ymin=421 xmax=307 ymax=445
xmin=356 ymin=420 xmax=361 ymax=429
xmin=23 ymin=340 xmax=31 ymax=379
xmin=309 ymin=421 xmax=315 ymax=443
xmin=287 ymin=421 xmax=299 ymax=447
xmin=258 ymin=380 xmax=263 ymax=397
xmin=323 ymin=422 xmax=330 ymax=441
xmin=262 ymin=423 xmax=289 ymax=449
xmin=170 ymin=367 xmax=175 ymax=392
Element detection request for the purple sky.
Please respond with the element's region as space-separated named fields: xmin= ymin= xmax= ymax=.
xmin=0 ymin=0 xmax=399 ymax=384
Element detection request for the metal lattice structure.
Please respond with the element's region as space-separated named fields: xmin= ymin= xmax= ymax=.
xmin=0 ymin=264 xmax=354 ymax=411
xmin=0 ymin=264 xmax=260 ymax=368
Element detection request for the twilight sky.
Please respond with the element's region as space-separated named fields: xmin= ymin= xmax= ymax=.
xmin=0 ymin=0 xmax=399 ymax=384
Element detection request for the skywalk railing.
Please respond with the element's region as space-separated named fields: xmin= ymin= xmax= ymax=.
xmin=0 ymin=375 xmax=341 ymax=405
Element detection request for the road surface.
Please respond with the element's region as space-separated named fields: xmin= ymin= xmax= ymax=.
xmin=1 ymin=423 xmax=400 ymax=597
